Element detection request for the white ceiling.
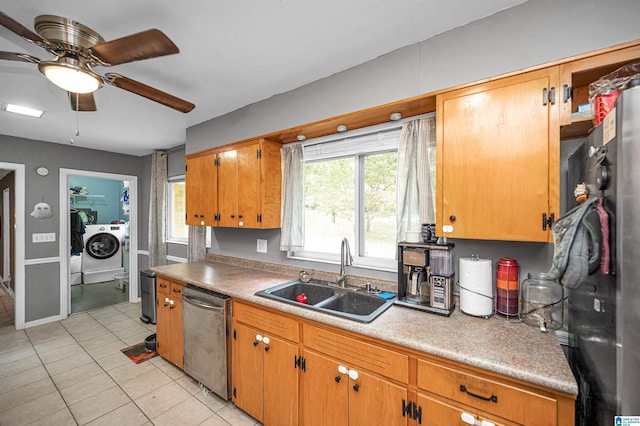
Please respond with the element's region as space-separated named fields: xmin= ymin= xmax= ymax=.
xmin=0 ymin=1 xmax=526 ymax=157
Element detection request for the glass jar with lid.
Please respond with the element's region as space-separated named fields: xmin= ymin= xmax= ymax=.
xmin=519 ymin=273 xmax=564 ymax=332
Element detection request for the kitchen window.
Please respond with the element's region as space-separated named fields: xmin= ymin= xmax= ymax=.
xmin=291 ymin=124 xmax=401 ymax=271
xmin=167 ymin=178 xmax=210 ymax=246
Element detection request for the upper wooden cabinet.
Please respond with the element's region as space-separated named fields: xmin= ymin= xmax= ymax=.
xmin=186 ymin=138 xmax=283 ymax=229
xmin=559 ymin=41 xmax=640 ymax=139
xmin=436 ymin=67 xmax=560 ymax=242
xmin=185 ymin=153 xmax=217 ymax=226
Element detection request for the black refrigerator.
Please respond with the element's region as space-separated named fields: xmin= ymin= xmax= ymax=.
xmin=566 ymin=85 xmax=640 ymax=425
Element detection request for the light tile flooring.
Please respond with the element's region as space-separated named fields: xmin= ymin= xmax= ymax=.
xmin=0 ymin=302 xmax=259 ymax=426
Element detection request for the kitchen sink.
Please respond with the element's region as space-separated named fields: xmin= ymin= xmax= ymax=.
xmin=255 ymin=279 xmax=394 ymax=323
xmin=318 ymin=291 xmax=387 ymax=316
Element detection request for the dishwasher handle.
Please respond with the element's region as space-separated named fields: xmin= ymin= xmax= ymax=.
xmin=182 ymin=295 xmax=226 ymax=313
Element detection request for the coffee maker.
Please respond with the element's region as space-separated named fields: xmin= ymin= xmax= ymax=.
xmin=396 ymin=241 xmax=455 ymax=316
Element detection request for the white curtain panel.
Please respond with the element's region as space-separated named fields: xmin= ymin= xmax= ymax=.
xmin=148 ymin=151 xmax=168 ymax=267
xmin=396 ymin=117 xmax=436 ymax=243
xmin=188 ymin=225 xmax=207 ymax=262
xmin=280 ymin=144 xmax=305 ymax=252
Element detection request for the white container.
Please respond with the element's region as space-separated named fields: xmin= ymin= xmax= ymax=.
xmin=405 ymin=231 xmax=421 ymax=242
xmin=459 ymin=256 xmax=493 ymax=317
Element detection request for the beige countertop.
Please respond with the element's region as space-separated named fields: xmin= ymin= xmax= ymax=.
xmin=151 ymin=259 xmax=578 ymax=396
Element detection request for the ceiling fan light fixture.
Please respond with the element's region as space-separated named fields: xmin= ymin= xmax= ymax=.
xmin=38 ymin=57 xmax=102 ymax=94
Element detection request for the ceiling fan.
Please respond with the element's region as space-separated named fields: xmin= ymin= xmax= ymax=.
xmin=0 ymin=11 xmax=195 ymax=113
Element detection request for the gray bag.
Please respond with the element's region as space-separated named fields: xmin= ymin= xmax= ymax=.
xmin=547 ymin=197 xmax=601 ymax=288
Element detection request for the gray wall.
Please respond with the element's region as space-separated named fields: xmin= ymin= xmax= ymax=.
xmin=187 ymin=0 xmax=640 ymax=283
xmin=0 ymin=134 xmax=144 ymax=322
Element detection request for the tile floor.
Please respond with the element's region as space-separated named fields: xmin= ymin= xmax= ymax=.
xmin=0 ymin=285 xmax=14 ymax=328
xmin=0 ymin=302 xmax=259 ymax=426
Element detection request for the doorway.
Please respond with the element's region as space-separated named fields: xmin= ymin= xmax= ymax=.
xmin=0 ymin=162 xmax=25 ymax=329
xmin=59 ymin=169 xmax=138 ymax=317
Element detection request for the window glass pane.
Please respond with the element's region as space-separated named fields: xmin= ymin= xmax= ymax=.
xmin=304 ymin=158 xmax=355 ymax=254
xmin=363 ymin=152 xmax=397 ymax=259
xmin=168 ymin=181 xmax=188 ymax=240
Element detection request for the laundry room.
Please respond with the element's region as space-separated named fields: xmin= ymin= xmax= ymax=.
xmin=69 ymin=175 xmax=130 ymax=313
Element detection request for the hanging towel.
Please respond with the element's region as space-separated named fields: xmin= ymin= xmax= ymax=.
xmin=597 ymin=197 xmax=610 ymax=275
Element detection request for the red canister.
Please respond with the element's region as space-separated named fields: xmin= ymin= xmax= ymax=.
xmin=496 ymin=258 xmax=519 ymax=315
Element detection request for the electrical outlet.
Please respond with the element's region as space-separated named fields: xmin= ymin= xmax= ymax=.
xmin=257 ymin=239 xmax=267 ymax=253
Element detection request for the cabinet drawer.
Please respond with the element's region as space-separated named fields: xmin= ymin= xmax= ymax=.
xmin=170 ymin=281 xmax=184 ymax=298
xmin=233 ymin=301 xmax=299 ymax=342
xmin=157 ymin=277 xmax=171 ymax=295
xmin=303 ymin=325 xmax=408 ymax=384
xmin=417 ymin=359 xmax=557 ymax=425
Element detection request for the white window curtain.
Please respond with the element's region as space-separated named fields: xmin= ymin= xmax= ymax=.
xmin=149 ymin=151 xmax=168 ymax=267
xmin=187 ymin=225 xmax=207 ymax=262
xmin=396 ymin=116 xmax=436 ymax=243
xmin=280 ymin=144 xmax=305 ymax=252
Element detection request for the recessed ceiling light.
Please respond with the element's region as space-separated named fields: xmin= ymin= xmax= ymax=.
xmin=2 ymin=103 xmax=44 ymax=118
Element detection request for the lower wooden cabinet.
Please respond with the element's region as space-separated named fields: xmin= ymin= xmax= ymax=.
xmin=156 ymin=277 xmax=184 ymax=369
xmin=419 ymin=393 xmax=516 ymax=426
xmin=301 ymin=349 xmax=408 ymax=426
xmin=230 ymin=300 xmax=573 ymax=426
xmin=232 ymin=303 xmax=299 ymax=425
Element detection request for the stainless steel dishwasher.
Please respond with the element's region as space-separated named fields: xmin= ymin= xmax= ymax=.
xmin=182 ymin=285 xmax=230 ymax=400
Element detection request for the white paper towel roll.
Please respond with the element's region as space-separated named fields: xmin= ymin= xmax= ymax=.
xmin=459 ymin=257 xmax=493 ymax=317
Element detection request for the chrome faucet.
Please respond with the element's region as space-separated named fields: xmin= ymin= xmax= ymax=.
xmin=337 ymin=238 xmax=353 ymax=287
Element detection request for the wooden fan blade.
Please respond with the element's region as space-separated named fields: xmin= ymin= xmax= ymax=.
xmin=0 ymin=12 xmax=49 ymax=48
xmin=68 ymin=92 xmax=97 ymax=112
xmin=91 ymin=29 xmax=178 ymax=66
xmin=104 ymin=73 xmax=194 ymax=113
xmin=0 ymin=51 xmax=40 ymax=63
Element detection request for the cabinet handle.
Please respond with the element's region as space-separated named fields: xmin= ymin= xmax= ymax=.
xmin=459 ymin=385 xmax=498 ymax=403
xmin=335 ymin=376 xmax=341 ymax=383
xmin=173 ymin=288 xmax=181 ymax=293
xmin=449 ymin=215 xmax=456 ymax=222
xmin=264 ymin=346 xmax=270 ymax=352
xmin=352 ymin=384 xmax=360 ymax=392
xmin=160 ymin=284 xmax=167 ymax=288
xmin=253 ymin=340 xmax=259 ymax=347
xmin=231 ymin=215 xmax=235 ymax=218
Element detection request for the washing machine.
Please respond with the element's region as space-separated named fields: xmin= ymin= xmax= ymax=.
xmin=82 ymin=224 xmax=126 ymax=284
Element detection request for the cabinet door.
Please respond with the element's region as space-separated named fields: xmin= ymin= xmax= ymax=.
xmin=170 ymin=297 xmax=184 ymax=369
xmin=436 ymin=68 xmax=559 ymax=242
xmin=418 ymin=393 xmax=517 ymax=426
xmin=185 ymin=154 xmax=217 ymax=226
xmin=263 ymin=335 xmax=299 ymax=426
xmin=156 ymin=296 xmax=171 ymax=361
xmin=237 ymin=143 xmax=260 ymax=228
xmin=348 ymin=368 xmax=408 ymax=426
xmin=301 ymin=350 xmax=348 ymax=426
xmin=218 ymin=150 xmax=239 ymax=227
xmin=232 ymin=323 xmax=264 ymax=422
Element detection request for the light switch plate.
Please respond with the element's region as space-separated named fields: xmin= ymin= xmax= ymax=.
xmin=257 ymin=239 xmax=267 ymax=253
xmin=33 ymin=232 xmax=56 ymax=243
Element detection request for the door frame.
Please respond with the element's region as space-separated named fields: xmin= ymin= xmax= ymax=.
xmin=2 ymin=188 xmax=10 ymax=287
xmin=59 ymin=169 xmax=139 ymax=317
xmin=0 ymin=162 xmax=26 ymax=329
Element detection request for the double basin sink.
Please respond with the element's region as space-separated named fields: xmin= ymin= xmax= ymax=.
xmin=255 ymin=279 xmax=395 ymax=323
